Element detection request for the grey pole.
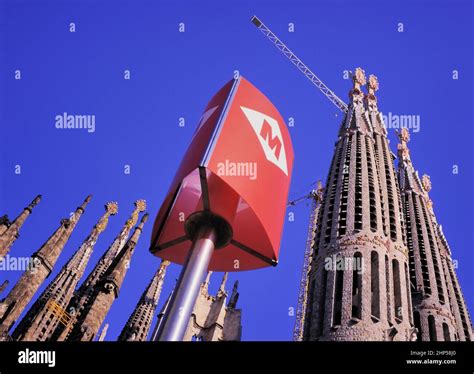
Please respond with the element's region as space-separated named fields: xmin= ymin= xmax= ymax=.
xmin=155 ymin=225 xmax=217 ymax=341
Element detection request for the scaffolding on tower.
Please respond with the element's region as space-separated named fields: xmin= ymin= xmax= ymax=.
xmin=289 ymin=182 xmax=324 ymax=341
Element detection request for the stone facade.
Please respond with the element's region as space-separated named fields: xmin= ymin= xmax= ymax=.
xmin=151 ymin=272 xmax=242 ymax=341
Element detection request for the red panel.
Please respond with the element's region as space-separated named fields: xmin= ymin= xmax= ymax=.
xmin=150 ymin=76 xmax=294 ymax=272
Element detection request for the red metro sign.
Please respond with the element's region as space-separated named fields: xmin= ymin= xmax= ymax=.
xmin=150 ymin=77 xmax=294 ymax=271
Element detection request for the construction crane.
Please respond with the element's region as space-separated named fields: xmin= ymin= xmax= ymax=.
xmin=250 ymin=15 xmax=348 ymax=114
xmin=288 ymin=181 xmax=324 ymax=341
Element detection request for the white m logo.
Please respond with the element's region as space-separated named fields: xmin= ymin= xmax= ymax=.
xmin=240 ymin=106 xmax=288 ymax=175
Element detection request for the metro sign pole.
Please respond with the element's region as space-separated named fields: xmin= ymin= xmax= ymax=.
xmin=150 ymin=76 xmax=294 ymax=341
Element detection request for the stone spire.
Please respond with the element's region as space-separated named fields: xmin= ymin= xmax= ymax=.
xmin=397 ymin=130 xmax=471 ymax=341
xmin=339 ymin=68 xmax=372 ymax=135
xmin=11 ymin=202 xmax=118 ymax=341
xmin=303 ymin=71 xmax=413 ymax=341
xmin=201 ymin=271 xmax=213 ymax=295
xmin=0 ymin=195 xmax=91 ymax=340
xmin=118 ymin=260 xmax=170 ymax=341
xmin=65 ymin=213 xmax=149 ymax=341
xmin=53 ymin=200 xmax=146 ymax=341
xmin=228 ymin=281 xmax=239 ymax=309
xmin=218 ymin=272 xmax=228 ymax=296
xmin=0 ymin=195 xmax=42 ymax=259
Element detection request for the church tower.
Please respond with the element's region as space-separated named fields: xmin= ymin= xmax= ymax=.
xmin=64 ymin=213 xmax=149 ymax=341
xmin=53 ymin=200 xmax=146 ymax=341
xmin=0 ymin=195 xmax=42 ymax=259
xmin=303 ymin=70 xmax=414 ymax=341
xmin=11 ymin=202 xmax=118 ymax=341
xmin=118 ymin=260 xmax=169 ymax=341
xmin=0 ymin=195 xmax=91 ymax=340
xmin=397 ymin=128 xmax=472 ymax=341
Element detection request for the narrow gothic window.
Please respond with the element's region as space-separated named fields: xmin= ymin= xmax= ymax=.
xmin=413 ymin=193 xmax=431 ymax=295
xmin=337 ymin=137 xmax=352 ymax=238
xmin=442 ymin=323 xmax=450 ymax=341
xmin=365 ymin=137 xmax=377 ymax=232
xmin=404 ymin=195 xmax=416 ymax=290
xmin=414 ymin=311 xmax=422 ymax=341
xmin=354 ymin=134 xmax=363 ymax=232
xmin=333 ymin=267 xmax=344 ymax=326
xmin=392 ymin=259 xmax=403 ymax=323
xmin=352 ymin=253 xmax=362 ymax=319
xmin=385 ymin=255 xmax=391 ymax=324
xmin=419 ymin=197 xmax=445 ymax=304
xmin=370 ymin=251 xmax=380 ymax=320
xmin=428 ymin=315 xmax=437 ymax=341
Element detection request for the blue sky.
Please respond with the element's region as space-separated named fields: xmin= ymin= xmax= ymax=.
xmin=0 ymin=0 xmax=472 ymax=341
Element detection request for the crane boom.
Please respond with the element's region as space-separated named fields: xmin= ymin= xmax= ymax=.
xmin=251 ymin=15 xmax=348 ymax=113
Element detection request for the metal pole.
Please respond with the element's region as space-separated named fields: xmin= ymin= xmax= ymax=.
xmin=155 ymin=225 xmax=217 ymax=341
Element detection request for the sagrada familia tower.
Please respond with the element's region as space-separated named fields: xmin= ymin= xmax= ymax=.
xmin=0 ymin=197 xmax=242 ymax=341
xmin=302 ymin=68 xmax=472 ymax=341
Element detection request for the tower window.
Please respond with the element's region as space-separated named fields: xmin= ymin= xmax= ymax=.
xmin=392 ymin=259 xmax=403 ymax=323
xmin=414 ymin=311 xmax=422 ymax=341
xmin=338 ymin=137 xmax=352 ymax=237
xmin=333 ymin=266 xmax=344 ymax=326
xmin=385 ymin=255 xmax=391 ymax=324
xmin=317 ymin=269 xmax=328 ymax=336
xmin=365 ymin=137 xmax=377 ymax=232
xmin=354 ymin=134 xmax=363 ymax=232
xmin=442 ymin=323 xmax=450 ymax=341
xmin=428 ymin=315 xmax=437 ymax=341
xmin=412 ymin=193 xmax=431 ymax=295
xmin=352 ymin=253 xmax=362 ymax=319
xmin=370 ymin=251 xmax=380 ymax=320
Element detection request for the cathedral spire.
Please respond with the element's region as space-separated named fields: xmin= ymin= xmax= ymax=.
xmin=340 ymin=67 xmax=371 ymax=134
xmin=396 ymin=131 xmax=471 ymax=341
xmin=201 ymin=271 xmax=213 ymax=295
xmin=303 ymin=70 xmax=413 ymax=341
xmin=0 ymin=195 xmax=90 ymax=340
xmin=118 ymin=259 xmax=170 ymax=341
xmin=65 ymin=213 xmax=149 ymax=341
xmin=78 ymin=199 xmax=146 ymax=285
xmin=217 ymin=272 xmax=228 ymax=297
xmin=365 ymin=74 xmax=379 ymax=111
xmin=53 ymin=200 xmax=146 ymax=341
xmin=228 ymin=281 xmax=239 ymax=309
xmin=0 ymin=195 xmax=42 ymax=259
xmin=11 ymin=202 xmax=118 ymax=342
